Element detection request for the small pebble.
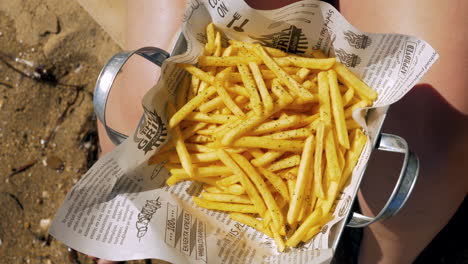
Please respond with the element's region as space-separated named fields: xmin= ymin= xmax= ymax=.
xmin=44 ymin=156 xmax=64 ymax=170
xmin=39 ymin=218 xmax=51 ymax=230
xmin=31 ymin=47 xmax=35 ymax=52
xmin=42 ymin=191 xmax=50 ymax=198
xmin=0 ymin=238 xmax=2 ymax=245
xmin=83 ymin=142 xmax=91 ymax=149
xmin=0 ymin=32 xmax=3 ymax=37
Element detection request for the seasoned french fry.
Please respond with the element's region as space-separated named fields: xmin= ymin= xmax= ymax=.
xmin=230 ymin=213 xmax=273 ymax=238
xmin=167 ymin=102 xmax=195 ymax=177
xmin=169 ymin=86 xmax=217 ymax=128
xmin=249 ymin=62 xmax=274 ymax=113
xmin=324 ymin=130 xmax=341 ymax=182
xmin=314 ymin=122 xmax=326 ymax=199
xmin=285 ymin=208 xmax=323 ymax=247
xmin=344 ymin=100 xmax=369 ymax=118
xmin=199 ymin=96 xmax=224 ymax=113
xmin=193 ymin=197 xmax=257 ymax=213
xmin=185 ymin=112 xmax=237 ymax=124
xmin=232 ymin=137 xmax=305 ymax=152
xmin=263 ymin=128 xmax=311 ymax=140
xmin=237 ymin=63 xmax=263 ymax=115
xmin=198 ymin=56 xmax=262 ymax=66
xmin=267 ymin=155 xmax=301 ymax=172
xmin=342 ymin=86 xmax=355 ymax=106
xmin=216 ymin=149 xmax=267 ymax=215
xmin=170 ymin=166 xmax=231 ymax=177
xmin=201 ymin=192 xmax=252 ymax=204
xmin=333 ymin=62 xmax=378 ymax=101
xmin=231 ymin=153 xmax=285 ymax=234
xmin=205 ymin=23 xmax=216 ymax=55
xmin=258 ymin=167 xmax=289 ymax=202
xmin=328 ymin=69 xmax=350 ymax=149
xmin=217 ymin=174 xmax=239 ymax=186
xmin=226 ymin=184 xmax=246 ymax=195
xmin=215 ymin=81 xmax=245 ymax=117
xmin=251 ymin=150 xmax=284 ymax=167
xmin=339 ymin=130 xmax=367 ymax=189
xmin=318 ymin=71 xmax=332 ymax=126
xmin=287 ymin=135 xmax=314 ymax=225
xmin=281 ymin=56 xmax=336 ymax=70
xmin=255 ymin=45 xmax=315 ymax=103
xmin=252 ymin=115 xmax=301 ymax=135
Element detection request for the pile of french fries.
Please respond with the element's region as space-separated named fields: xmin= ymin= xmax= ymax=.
xmin=149 ymin=23 xmax=377 ymax=251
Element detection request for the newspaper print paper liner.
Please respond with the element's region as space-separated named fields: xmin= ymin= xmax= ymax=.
xmin=49 ymin=1 xmax=438 ymax=263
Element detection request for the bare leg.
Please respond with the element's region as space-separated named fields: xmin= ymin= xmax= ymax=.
xmin=340 ymin=1 xmax=468 ymax=263
xmin=95 ymin=1 xmax=187 ymax=263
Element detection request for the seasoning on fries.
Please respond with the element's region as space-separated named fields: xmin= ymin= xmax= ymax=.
xmin=150 ymin=23 xmax=375 ymax=251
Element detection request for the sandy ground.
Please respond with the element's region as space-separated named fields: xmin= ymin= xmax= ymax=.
xmin=0 ymin=0 xmax=466 ymax=264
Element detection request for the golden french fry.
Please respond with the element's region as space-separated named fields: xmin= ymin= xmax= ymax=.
xmin=213 ymin=31 xmax=222 ymax=57
xmin=232 ymin=137 xmax=305 ymax=152
xmin=187 ymin=134 xmax=214 ymax=144
xmin=247 ymin=148 xmax=264 ymax=159
xmin=204 ymin=184 xmax=225 ymax=194
xmin=216 ymin=149 xmax=267 ymax=215
xmin=251 ymin=150 xmax=284 ymax=167
xmin=217 ymin=174 xmax=239 ymax=186
xmin=255 ymin=45 xmax=315 ymax=103
xmin=185 ymin=143 xmax=213 ymax=153
xmin=325 ymin=130 xmax=341 ymax=182
xmin=237 ymin=63 xmax=263 ymax=115
xmin=287 ymin=135 xmax=314 ymax=225
xmin=281 ymin=56 xmax=336 ymax=70
xmin=198 ymin=56 xmax=262 ymax=66
xmin=344 ymin=100 xmax=369 ymax=118
xmin=314 ymin=122 xmax=326 ymax=199
xmin=302 ymin=214 xmax=334 ymax=242
xmin=258 ymin=167 xmax=289 ymax=202
xmin=169 ymin=85 xmax=217 ymax=128
xmin=267 ymin=155 xmax=301 ymax=172
xmin=333 ymin=62 xmax=378 ymax=101
xmin=328 ymin=69 xmax=350 ymax=149
xmin=205 ymin=23 xmax=215 ymax=55
xmin=295 ymin=68 xmax=311 ymax=82
xmin=231 ymin=153 xmax=285 ymax=234
xmin=318 ymin=71 xmax=332 ymax=126
xmin=201 ymin=192 xmax=252 ymax=204
xmin=178 ymin=64 xmax=215 ymax=84
xmin=248 ymin=62 xmax=274 ymax=113
xmin=342 ymin=86 xmax=355 ymax=106
xmin=320 ymin=180 xmax=339 ymax=215
xmin=193 ymin=197 xmax=258 ymax=213
xmin=285 ymin=208 xmax=323 ymax=247
xmin=340 ymin=130 xmax=367 ymax=189
xmin=226 ymin=184 xmax=246 ymax=195
xmin=252 ymin=115 xmax=301 ymax=135
xmin=185 ymin=112 xmax=237 ymax=124
xmin=263 ymin=128 xmax=312 ymax=140
xmin=167 ymin=102 xmax=195 ymax=177
xmin=215 ymin=81 xmax=245 ymax=117
xmin=199 ymin=96 xmax=224 ymax=113
xmin=230 ymin=213 xmax=273 ymax=238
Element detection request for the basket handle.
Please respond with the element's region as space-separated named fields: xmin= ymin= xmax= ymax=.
xmin=93 ymin=47 xmax=170 ymax=145
xmin=347 ymin=133 xmax=419 ymax=228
